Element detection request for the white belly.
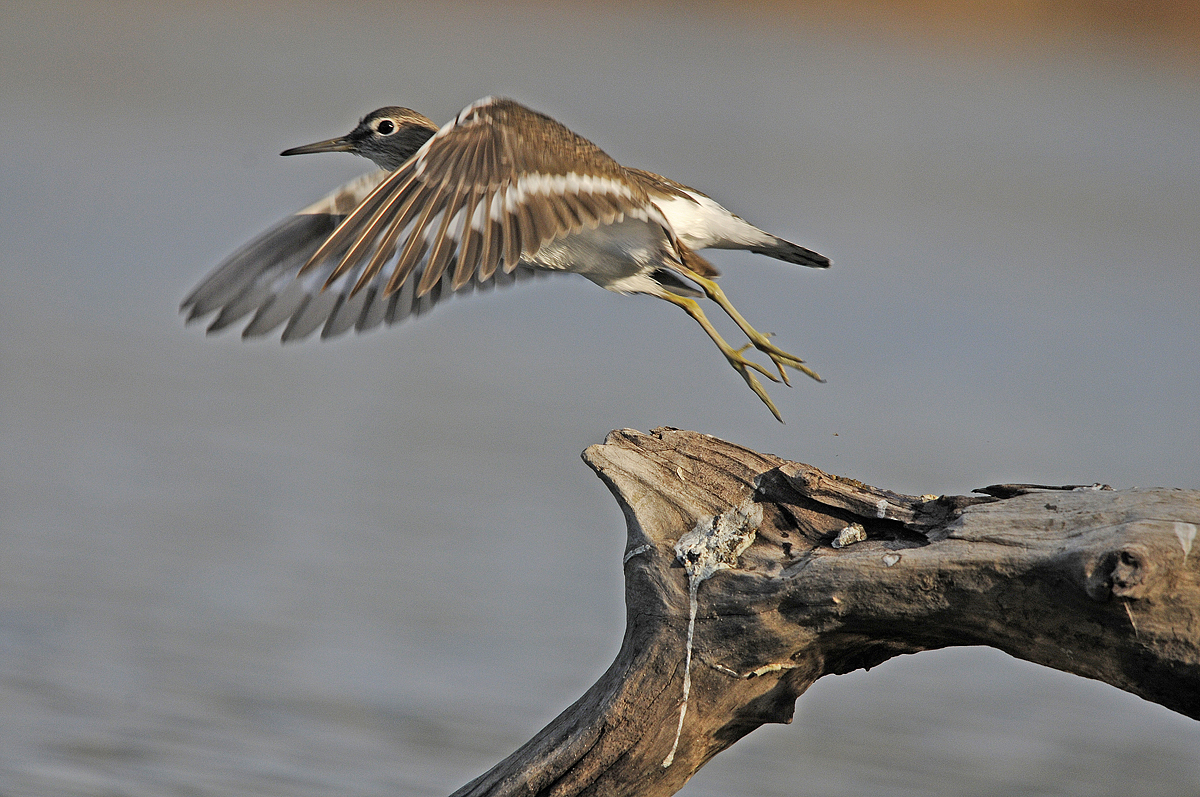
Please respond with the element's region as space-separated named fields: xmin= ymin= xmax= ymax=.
xmin=531 ymin=217 xmax=675 ymax=294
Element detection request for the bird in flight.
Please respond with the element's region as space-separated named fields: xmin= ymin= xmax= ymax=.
xmin=182 ymin=96 xmax=830 ymax=420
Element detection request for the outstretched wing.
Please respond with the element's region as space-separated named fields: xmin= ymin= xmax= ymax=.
xmin=302 ymin=96 xmax=664 ymax=301
xmin=181 ymin=168 xmax=547 ymax=342
xmin=183 ymin=96 xmax=665 ymax=342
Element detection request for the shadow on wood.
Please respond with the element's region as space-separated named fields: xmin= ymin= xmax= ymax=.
xmin=453 ymin=428 xmax=1200 ymax=797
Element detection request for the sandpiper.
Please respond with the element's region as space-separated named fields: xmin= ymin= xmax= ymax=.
xmin=182 ymin=96 xmax=830 ymax=420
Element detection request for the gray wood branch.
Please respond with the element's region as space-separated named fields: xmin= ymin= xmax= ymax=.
xmin=452 ymin=428 xmax=1200 ymax=797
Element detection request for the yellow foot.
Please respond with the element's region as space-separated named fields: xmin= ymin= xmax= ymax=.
xmin=718 ymin=344 xmax=784 ymax=420
xmin=738 ymin=369 xmax=785 ymax=423
xmin=730 ymin=329 xmax=819 ymax=385
xmin=658 ymin=290 xmax=795 ymax=422
xmin=676 ymin=268 xmax=825 ymax=387
xmin=759 ymin=337 xmax=823 ymax=386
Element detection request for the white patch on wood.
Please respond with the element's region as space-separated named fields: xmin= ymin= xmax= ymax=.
xmin=832 ymin=522 xmax=867 ymax=549
xmin=1125 ymin=600 xmax=1140 ymax=638
xmin=875 ymin=499 xmax=890 ymax=519
xmin=747 ymin=661 xmax=797 ymax=677
xmin=1175 ymin=522 xmax=1196 ymax=560
xmin=882 ymin=554 xmax=901 ymax=567
xmin=663 ymin=500 xmax=763 ymax=768
xmin=623 ymin=544 xmax=652 ymax=565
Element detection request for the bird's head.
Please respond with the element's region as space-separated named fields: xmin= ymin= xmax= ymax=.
xmin=280 ymin=107 xmax=438 ymax=171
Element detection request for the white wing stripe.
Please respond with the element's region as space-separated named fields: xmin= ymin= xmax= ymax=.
xmin=470 ymin=196 xmax=489 ymax=233
xmin=509 ymin=172 xmax=635 ymax=202
xmin=488 ymin=190 xmax=506 ymax=223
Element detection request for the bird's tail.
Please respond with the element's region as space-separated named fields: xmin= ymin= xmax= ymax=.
xmin=749 ymin=236 xmax=831 ymax=269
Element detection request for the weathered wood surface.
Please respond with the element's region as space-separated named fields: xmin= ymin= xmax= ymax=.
xmin=452 ymin=428 xmax=1200 ymax=797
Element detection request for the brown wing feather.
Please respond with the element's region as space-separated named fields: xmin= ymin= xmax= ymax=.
xmin=419 ymin=133 xmax=481 ymax=295
xmin=387 ymin=191 xmax=445 ymax=294
xmin=625 ymin=168 xmax=699 ymax=203
xmin=499 ymin=185 xmax=522 ymax=273
xmin=451 ymin=186 xmax=484 ymax=290
xmin=326 ymin=169 xmax=423 ymax=286
xmin=300 ymin=170 xmax=402 ymax=276
xmin=477 ymin=212 xmax=502 ymax=282
xmin=515 ymin=198 xmax=540 ymax=257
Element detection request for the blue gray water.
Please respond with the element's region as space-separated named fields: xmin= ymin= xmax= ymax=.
xmin=2 ymin=3 xmax=1198 ymax=795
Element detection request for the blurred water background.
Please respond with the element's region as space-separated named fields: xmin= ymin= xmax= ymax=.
xmin=2 ymin=2 xmax=1199 ymax=795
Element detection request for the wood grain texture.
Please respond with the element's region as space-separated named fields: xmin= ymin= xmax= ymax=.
xmin=451 ymin=428 xmax=1200 ymax=797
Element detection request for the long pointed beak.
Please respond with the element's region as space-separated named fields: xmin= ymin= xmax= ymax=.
xmin=280 ymin=136 xmax=355 ymax=157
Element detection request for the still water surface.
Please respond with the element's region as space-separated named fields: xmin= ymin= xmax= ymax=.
xmin=2 ymin=3 xmax=1198 ymax=795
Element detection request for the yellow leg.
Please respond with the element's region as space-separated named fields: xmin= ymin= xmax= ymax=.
xmin=677 ymin=268 xmax=823 ymax=386
xmin=657 ymin=291 xmax=785 ymax=422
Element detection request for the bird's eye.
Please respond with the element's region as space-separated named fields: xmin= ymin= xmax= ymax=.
xmin=375 ymin=119 xmax=396 ymax=135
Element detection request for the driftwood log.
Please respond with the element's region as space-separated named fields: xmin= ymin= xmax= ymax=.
xmin=453 ymin=428 xmax=1200 ymax=797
